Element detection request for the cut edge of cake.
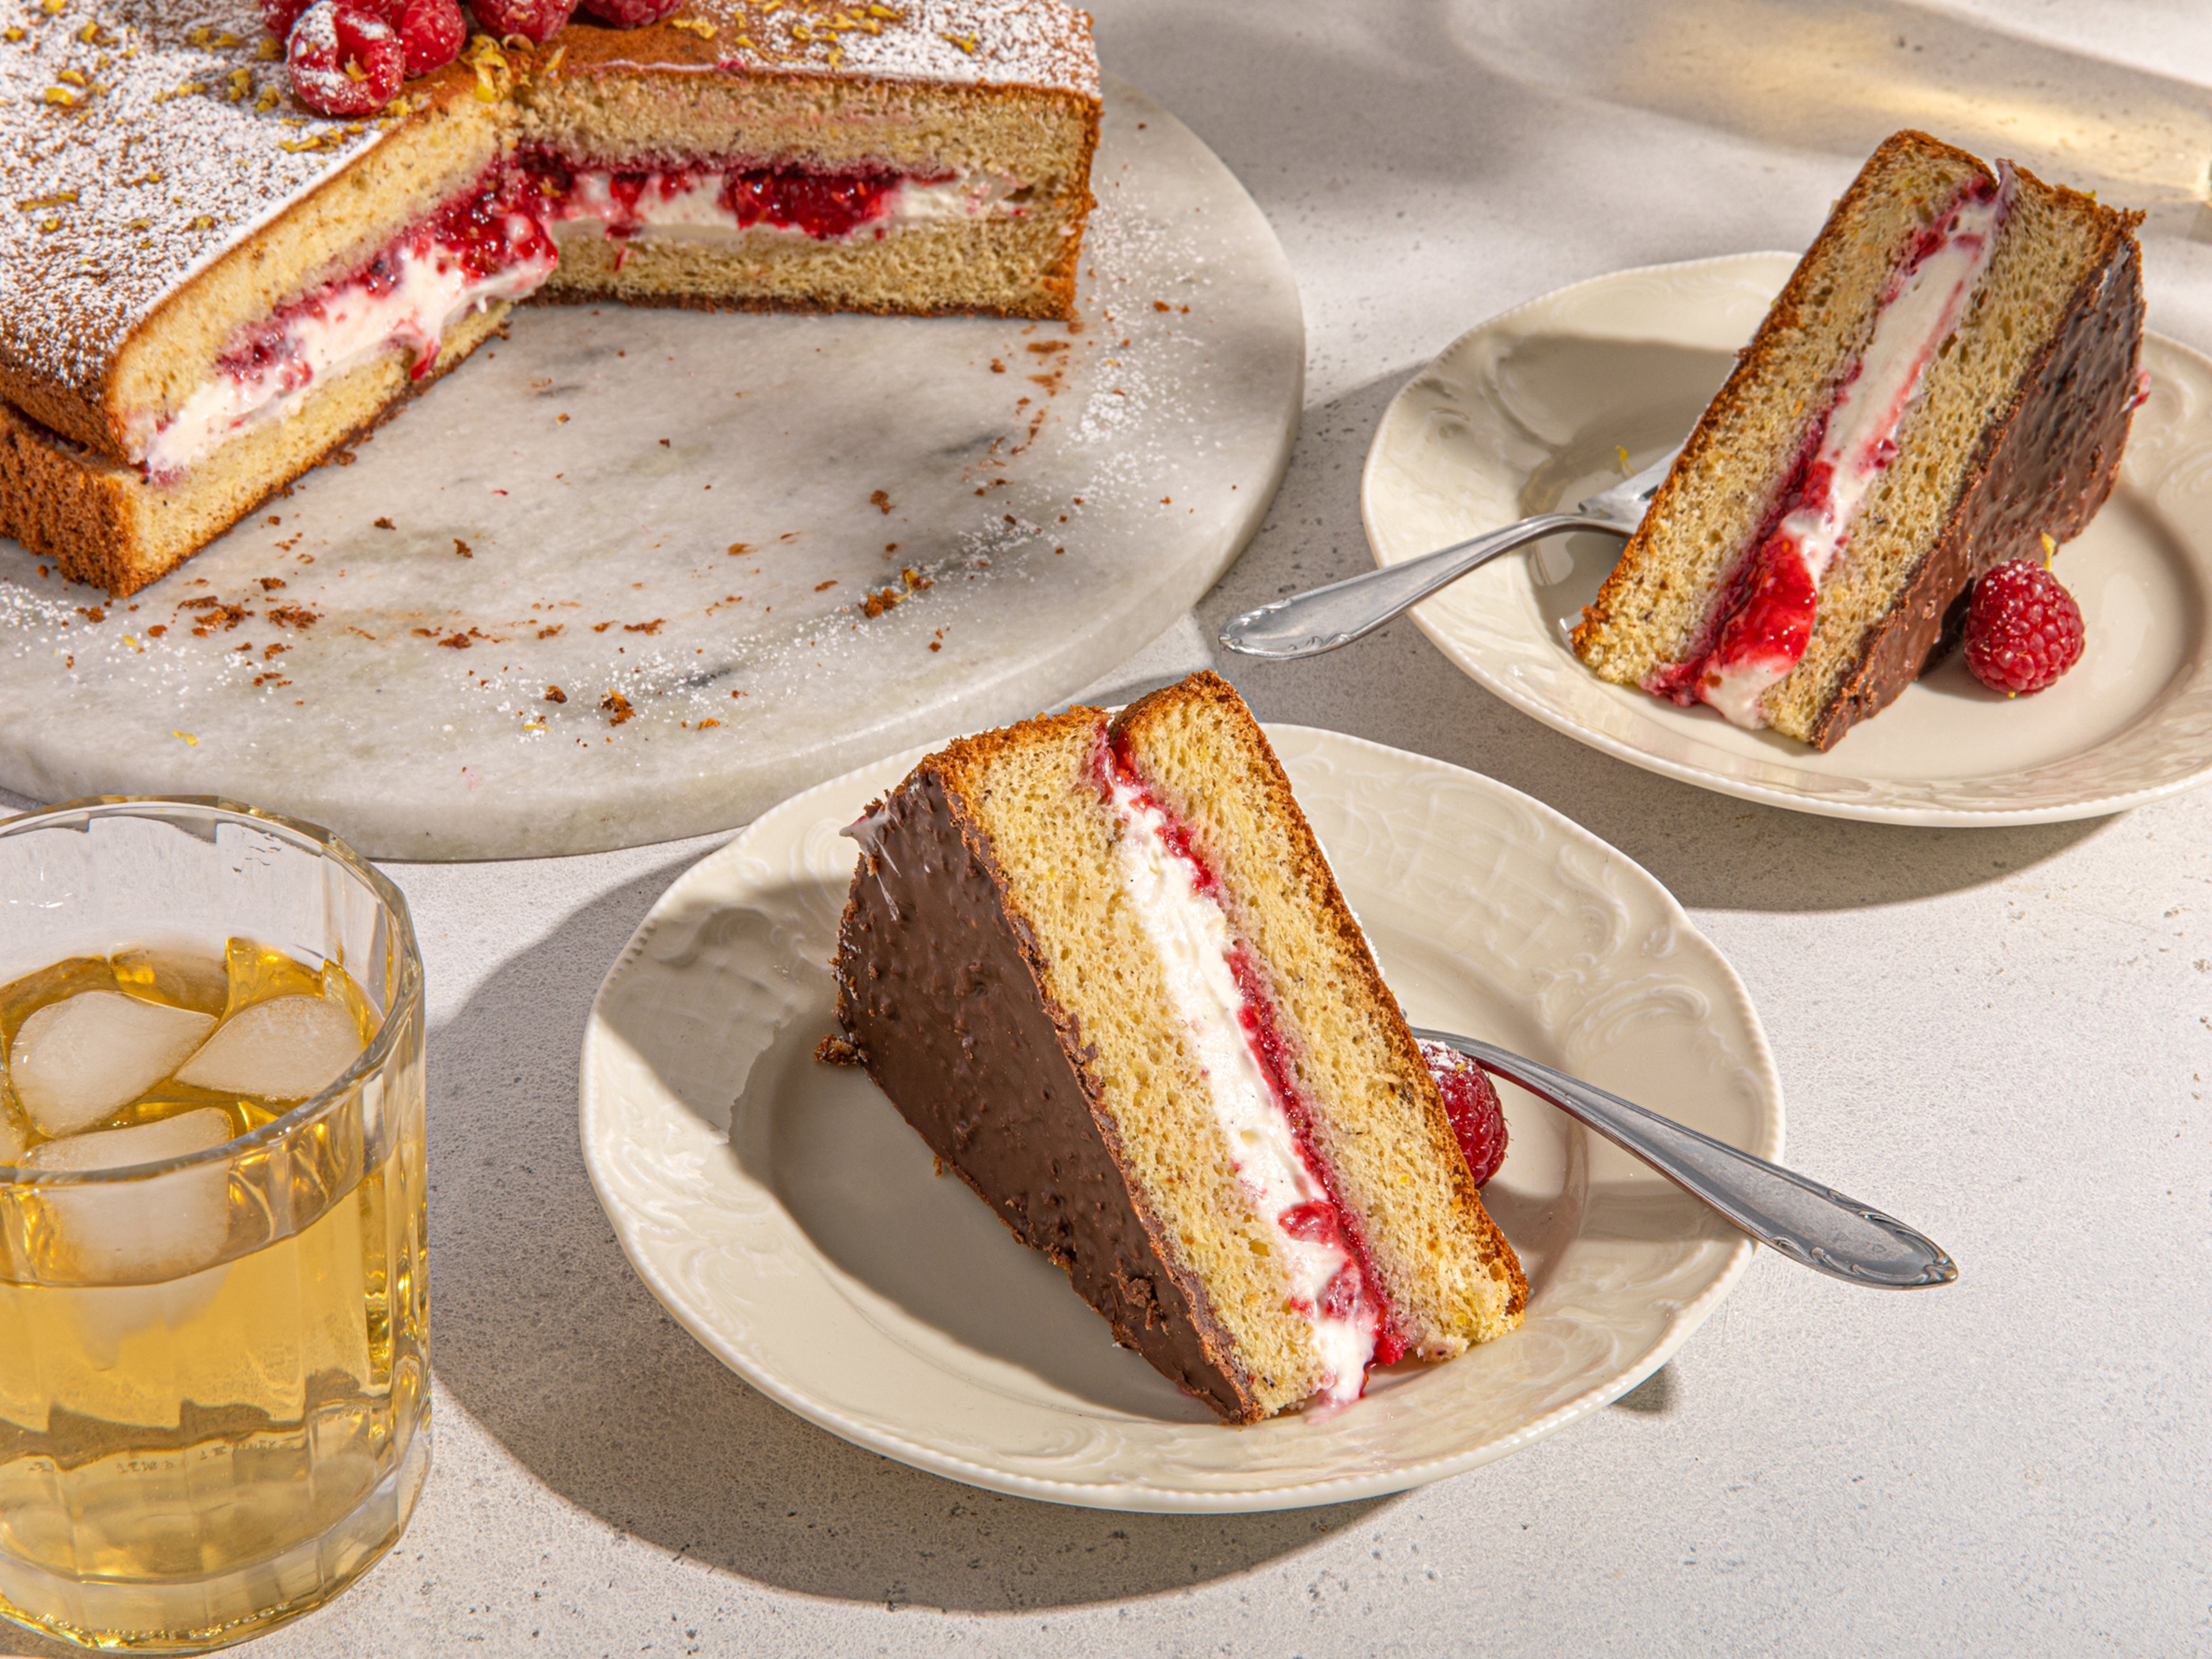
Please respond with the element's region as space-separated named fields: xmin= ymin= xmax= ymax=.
xmin=1571 ymin=128 xmax=2145 ymax=749
xmin=518 ymin=40 xmax=1100 ymax=320
xmin=0 ymin=65 xmax=505 ymax=471
xmin=1109 ymin=673 xmax=1525 ymax=1361
xmin=833 ymin=707 xmax=1269 ymax=1422
xmin=0 ymin=298 xmax=507 ymax=598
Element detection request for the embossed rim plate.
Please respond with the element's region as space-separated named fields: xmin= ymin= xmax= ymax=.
xmin=579 ymin=725 xmax=1782 ymax=1512
xmin=1362 ymin=252 xmax=2212 ymax=825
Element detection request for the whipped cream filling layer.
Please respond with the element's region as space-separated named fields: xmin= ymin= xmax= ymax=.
xmin=1670 ymin=168 xmax=2015 ymax=727
xmin=1100 ymin=751 xmax=1378 ymax=1409
xmin=137 ymin=200 xmax=555 ymax=483
xmin=541 ymin=165 xmax=1029 ymax=248
xmin=128 ymin=157 xmax=1024 ymax=484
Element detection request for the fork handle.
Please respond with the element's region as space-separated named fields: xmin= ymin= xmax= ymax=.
xmin=1217 ymin=512 xmax=1615 ymax=660
xmin=1410 ymin=1029 xmax=1958 ymax=1290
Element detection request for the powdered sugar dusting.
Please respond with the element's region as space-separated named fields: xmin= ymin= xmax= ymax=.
xmin=603 ymin=1 xmax=1097 ymax=98
xmin=0 ymin=1 xmax=399 ymax=413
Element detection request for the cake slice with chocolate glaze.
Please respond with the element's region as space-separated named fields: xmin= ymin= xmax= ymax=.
xmin=829 ymin=672 xmax=1524 ymax=1423
xmin=1572 ymin=129 xmax=2145 ymax=748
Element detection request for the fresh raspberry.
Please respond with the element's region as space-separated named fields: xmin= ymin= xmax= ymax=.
xmin=287 ymin=2 xmax=404 ymax=116
xmin=1964 ymin=558 xmax=2085 ymax=695
xmin=270 ymin=0 xmax=400 ymax=26
xmin=578 ymin=0 xmax=683 ymax=22
xmin=397 ymin=0 xmax=465 ymax=74
xmin=468 ymin=0 xmax=576 ymax=42
xmin=1419 ymin=1039 xmax=1508 ymax=1187
xmin=259 ymin=0 xmax=315 ymax=36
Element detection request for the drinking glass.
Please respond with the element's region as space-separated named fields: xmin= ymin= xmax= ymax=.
xmin=0 ymin=797 xmax=430 ymax=1653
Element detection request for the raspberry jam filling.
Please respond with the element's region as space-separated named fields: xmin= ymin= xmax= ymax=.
xmin=517 ymin=153 xmax=1021 ymax=247
xmin=1646 ymin=167 xmax=2015 ymax=726
xmin=1094 ymin=728 xmax=1401 ymax=1408
xmin=136 ymin=150 xmax=1022 ymax=483
xmin=139 ymin=172 xmax=557 ymax=484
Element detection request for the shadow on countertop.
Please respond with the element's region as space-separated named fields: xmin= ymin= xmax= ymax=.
xmin=426 ymin=857 xmax=1383 ymax=1616
xmin=1189 ymin=369 xmax=2115 ymax=914
xmin=1094 ymin=0 xmax=2212 ymax=244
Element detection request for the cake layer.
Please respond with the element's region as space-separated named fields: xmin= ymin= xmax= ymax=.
xmin=0 ymin=301 xmax=507 ymax=598
xmin=1802 ymin=193 xmax=2143 ymax=744
xmin=142 ymin=175 xmax=557 ymax=482
xmin=903 ymin=710 xmax=1345 ymax=1419
xmin=1110 ymin=677 xmax=1524 ymax=1360
xmin=1571 ymin=131 xmax=1984 ymax=699
xmin=1776 ymin=166 xmax=2142 ymax=744
xmin=4 ymin=67 xmax=503 ymax=471
xmin=539 ymin=200 xmax=1083 ymax=315
xmin=1653 ymin=169 xmax=2011 ymax=726
xmin=1096 ymin=736 xmax=1387 ymax=1410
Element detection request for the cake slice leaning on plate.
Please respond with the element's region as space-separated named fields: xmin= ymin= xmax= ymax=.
xmin=0 ymin=2 xmax=1100 ymax=597
xmin=830 ymin=672 xmax=1524 ymax=1423
xmin=1571 ymin=128 xmax=2145 ymax=749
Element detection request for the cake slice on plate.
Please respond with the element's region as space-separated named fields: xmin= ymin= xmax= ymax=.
xmin=0 ymin=1 xmax=1100 ymax=596
xmin=1572 ymin=128 xmax=2145 ymax=748
xmin=829 ymin=672 xmax=1524 ymax=1423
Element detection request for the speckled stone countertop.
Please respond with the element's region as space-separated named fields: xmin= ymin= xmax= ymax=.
xmin=7 ymin=1 xmax=2211 ymax=1653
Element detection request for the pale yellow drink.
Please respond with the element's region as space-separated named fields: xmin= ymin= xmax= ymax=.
xmin=0 ymin=921 xmax=429 ymax=1653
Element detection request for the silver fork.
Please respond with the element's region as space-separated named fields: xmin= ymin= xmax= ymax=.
xmin=1414 ymin=1027 xmax=1958 ymax=1290
xmin=1219 ymin=444 xmax=1681 ymax=660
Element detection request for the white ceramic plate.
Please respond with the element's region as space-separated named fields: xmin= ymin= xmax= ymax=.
xmin=1362 ymin=252 xmax=2212 ymax=824
xmin=579 ymin=725 xmax=1782 ymax=1512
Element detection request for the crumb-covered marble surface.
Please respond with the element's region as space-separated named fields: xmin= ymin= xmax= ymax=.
xmin=0 ymin=76 xmax=1300 ymax=858
xmin=4 ymin=1 xmax=2210 ymax=1654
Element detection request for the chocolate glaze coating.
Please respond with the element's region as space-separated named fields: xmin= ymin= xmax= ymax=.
xmin=831 ymin=764 xmax=1257 ymax=1423
xmin=1811 ymin=224 xmax=2146 ymax=749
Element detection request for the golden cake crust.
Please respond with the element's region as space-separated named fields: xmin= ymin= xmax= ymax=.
xmin=0 ymin=298 xmax=506 ymax=597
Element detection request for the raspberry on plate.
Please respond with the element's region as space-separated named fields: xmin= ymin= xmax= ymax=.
xmin=468 ymin=0 xmax=577 ymax=42
xmin=579 ymin=0 xmax=684 ymax=22
xmin=397 ymin=0 xmax=465 ymax=75
xmin=287 ymin=2 xmax=405 ymax=117
xmin=1418 ymin=1039 xmax=1509 ymax=1187
xmin=1964 ymin=557 xmax=2086 ymax=695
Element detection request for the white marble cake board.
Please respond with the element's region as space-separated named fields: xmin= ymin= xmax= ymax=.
xmin=0 ymin=77 xmax=1304 ymax=860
